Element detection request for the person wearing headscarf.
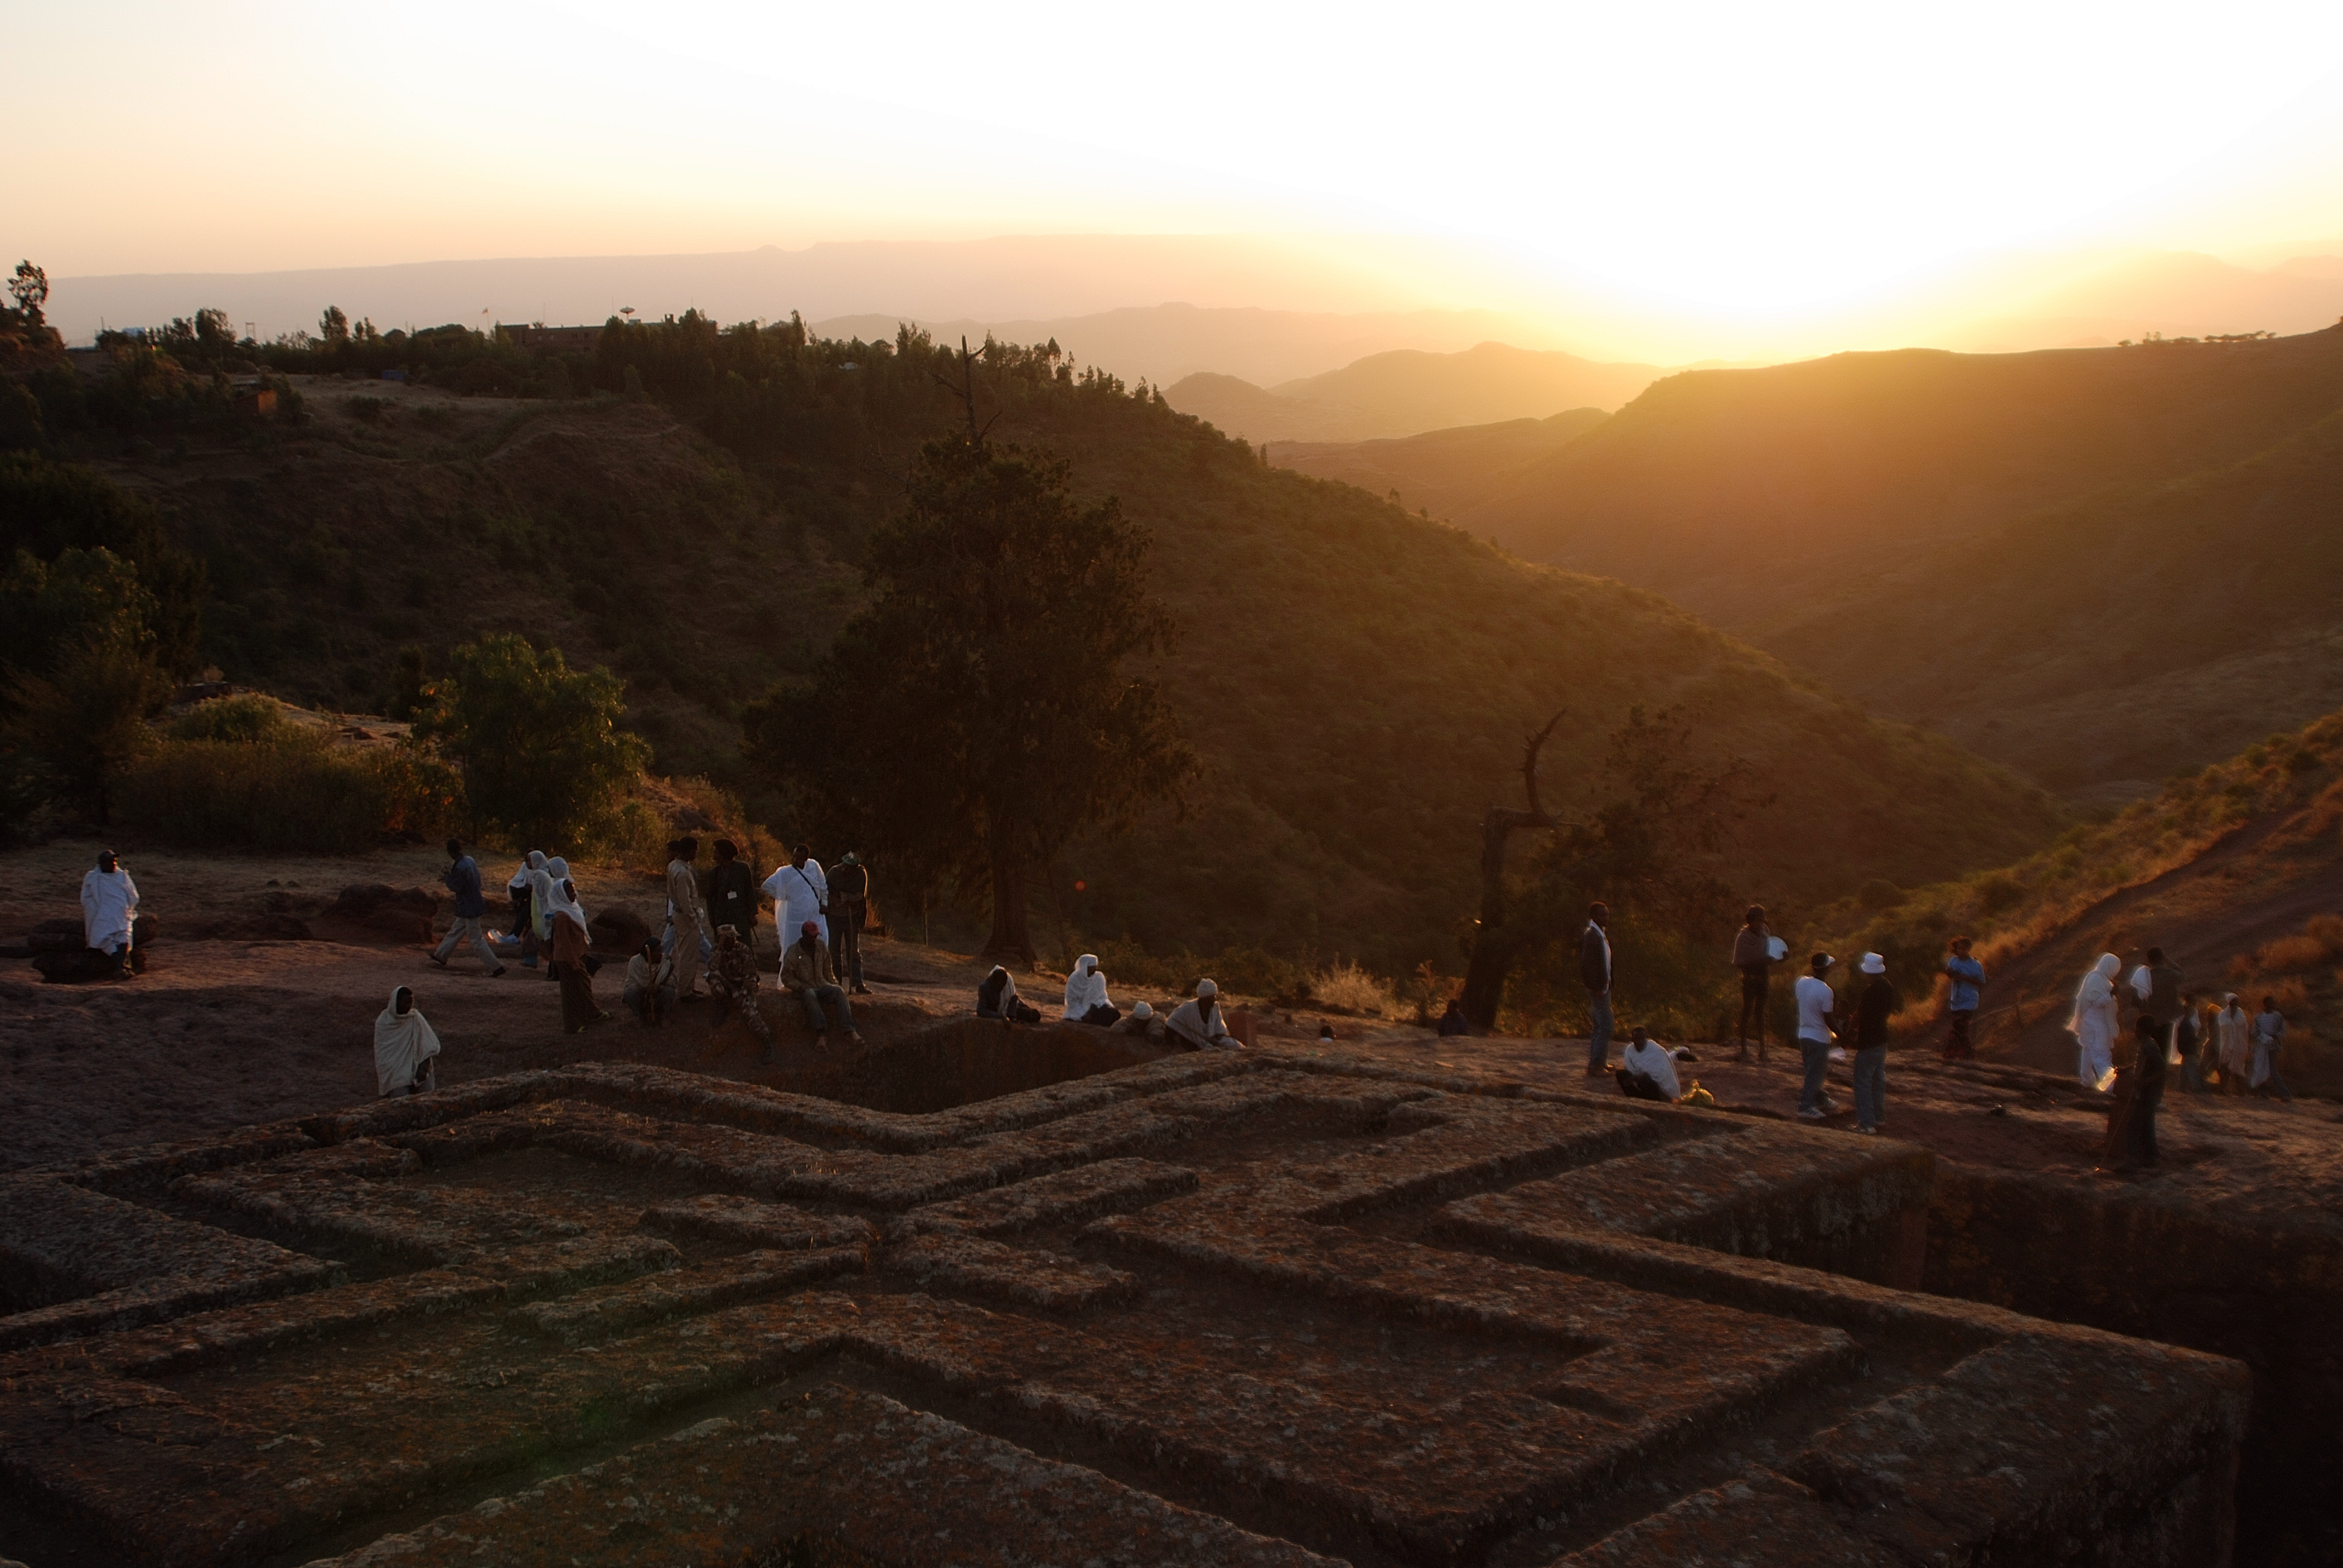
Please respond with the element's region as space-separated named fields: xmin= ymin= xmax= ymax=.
xmin=2068 ymin=954 xmax=2122 ymax=1092
xmin=532 ymin=856 xmax=568 ymax=981
xmin=2250 ymin=995 xmax=2293 ymax=1102
xmin=374 ymin=985 xmax=441 ymax=1097
xmin=1062 ymin=954 xmax=1118 ymax=1025
xmin=664 ymin=837 xmax=712 ymax=1001
xmin=712 ymin=925 xmax=778 ymax=1060
xmin=976 ymin=964 xmax=1038 ymax=1022
xmin=544 ymin=867 xmax=603 ymax=1034
xmin=761 ymin=846 xmax=828 ymax=969
xmin=80 ymin=849 xmax=140 ymax=979
xmin=508 ymin=851 xmax=547 ymax=969
xmin=2212 ymin=993 xmax=2252 ymax=1094
xmin=1167 ymin=979 xmax=1241 ymax=1050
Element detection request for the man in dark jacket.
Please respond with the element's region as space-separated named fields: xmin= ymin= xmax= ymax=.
xmin=1851 ymin=952 xmax=1898 ymax=1134
xmin=828 ymin=852 xmax=871 ymax=995
xmin=429 ymin=838 xmax=506 ymax=975
xmin=707 ymin=840 xmax=759 ymax=960
xmin=1580 ymin=901 xmax=1613 ymax=1077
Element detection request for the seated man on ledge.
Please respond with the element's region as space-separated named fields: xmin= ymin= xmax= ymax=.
xmin=623 ymin=938 xmax=676 ymax=1026
xmin=782 ymin=918 xmax=862 ymax=1051
xmin=1166 ymin=978 xmax=1242 ymax=1051
xmin=1615 ymin=1025 xmax=1680 ymax=1103
xmin=710 ymin=924 xmax=776 ymax=1060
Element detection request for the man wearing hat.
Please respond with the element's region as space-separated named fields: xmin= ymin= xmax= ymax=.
xmin=781 ymin=917 xmax=860 ymax=1052
xmin=1792 ymin=951 xmax=1841 ymax=1120
xmin=828 ymin=852 xmax=870 ymax=996
xmin=1850 ymin=951 xmax=1899 ymax=1134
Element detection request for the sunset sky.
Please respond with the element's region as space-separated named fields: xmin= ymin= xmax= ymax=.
xmin=14 ymin=1 xmax=2343 ymax=349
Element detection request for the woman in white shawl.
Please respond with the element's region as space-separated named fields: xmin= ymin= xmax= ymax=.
xmin=375 ymin=985 xmax=441 ymax=1097
xmin=543 ymin=866 xmax=605 ymax=1033
xmin=2068 ymin=953 xmax=2122 ymax=1091
xmin=1062 ymin=954 xmax=1118 ymax=1025
xmin=2212 ymin=993 xmax=2253 ymax=1094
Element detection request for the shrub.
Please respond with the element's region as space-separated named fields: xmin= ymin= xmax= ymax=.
xmin=165 ymin=693 xmax=284 ymax=743
xmin=1312 ymin=959 xmax=1395 ymax=1016
xmin=1856 ymin=878 xmax=1904 ymax=912
xmin=116 ymin=734 xmax=461 ymax=852
xmin=346 ymin=396 xmax=390 ymax=423
xmin=411 ymin=633 xmax=648 ymax=846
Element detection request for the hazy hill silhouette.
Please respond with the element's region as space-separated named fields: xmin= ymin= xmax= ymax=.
xmin=1270 ymin=409 xmax=1608 ymax=519
xmin=1164 ymin=342 xmax=1665 ymax=442
xmin=51 ymin=338 xmax=2059 ymax=978
xmin=1467 ymin=328 xmax=2343 ymax=629
xmin=1763 ymin=404 xmax=2343 ymax=797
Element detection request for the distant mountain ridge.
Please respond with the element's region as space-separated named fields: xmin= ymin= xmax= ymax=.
xmin=1270 ymin=411 xmax=1610 ymax=518
xmin=1164 ymin=341 xmax=1666 ymax=443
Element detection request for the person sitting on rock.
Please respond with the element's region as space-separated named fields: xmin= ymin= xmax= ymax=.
xmin=80 ymin=849 xmax=140 ymax=979
xmin=710 ymin=925 xmax=777 ymax=1060
xmin=1437 ymin=998 xmax=1470 ymax=1037
xmin=374 ymin=985 xmax=441 ymax=1097
xmin=623 ymin=938 xmax=676 ymax=1027
xmin=1166 ymin=979 xmax=1242 ymax=1050
xmin=1062 ymin=953 xmax=1119 ymax=1026
xmin=1112 ymin=1000 xmax=1156 ymax=1037
xmin=782 ymin=919 xmax=862 ymax=1053
xmin=977 ymin=964 xmax=1040 ymax=1024
xmin=1614 ymin=1026 xmax=1680 ymax=1103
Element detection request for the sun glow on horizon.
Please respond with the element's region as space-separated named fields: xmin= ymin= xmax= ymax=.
xmin=12 ymin=0 xmax=2343 ymax=347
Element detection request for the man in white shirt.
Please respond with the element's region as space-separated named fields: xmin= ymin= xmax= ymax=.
xmin=1794 ymin=951 xmax=1840 ymax=1121
xmin=760 ymin=845 xmax=828 ymax=970
xmin=1616 ymin=1026 xmax=1680 ymax=1102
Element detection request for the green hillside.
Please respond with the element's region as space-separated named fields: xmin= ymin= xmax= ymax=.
xmin=7 ymin=321 xmax=2063 ymax=980
xmin=1762 ymin=405 xmax=2343 ymax=796
xmin=1165 ymin=341 xmax=1661 ymax=443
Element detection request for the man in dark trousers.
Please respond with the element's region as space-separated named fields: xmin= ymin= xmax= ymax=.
xmin=828 ymin=852 xmax=871 ymax=995
xmin=2102 ymin=1013 xmax=2169 ymax=1169
xmin=429 ymin=838 xmax=506 ymax=975
xmin=1581 ymin=901 xmax=1613 ymax=1077
xmin=1851 ymin=952 xmax=1899 ymax=1134
xmin=707 ymin=840 xmax=759 ymax=961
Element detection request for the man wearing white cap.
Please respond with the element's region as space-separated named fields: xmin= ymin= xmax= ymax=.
xmin=1850 ymin=952 xmax=1899 ymax=1134
xmin=1167 ymin=979 xmax=1242 ymax=1050
xmin=1792 ymin=951 xmax=1840 ymax=1120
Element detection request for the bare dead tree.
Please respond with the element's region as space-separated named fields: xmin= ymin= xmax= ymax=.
xmin=1458 ymin=709 xmax=1568 ymax=1027
xmin=929 ymin=335 xmax=998 ymax=445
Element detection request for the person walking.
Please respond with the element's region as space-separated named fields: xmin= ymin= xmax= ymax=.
xmin=1852 ymin=952 xmax=1898 ymax=1134
xmin=781 ymin=919 xmax=860 ymax=1053
xmin=507 ymin=851 xmax=546 ymax=969
xmin=710 ymin=926 xmax=778 ymax=1060
xmin=1793 ymin=952 xmax=1840 ymax=1121
xmin=79 ymin=849 xmax=141 ymax=979
xmin=544 ymin=867 xmax=603 ymax=1034
xmin=761 ymin=846 xmax=828 ymax=971
xmin=374 ymin=985 xmax=441 ymax=1097
xmin=1731 ymin=906 xmax=1779 ymax=1063
xmin=707 ymin=840 xmax=758 ymax=963
xmin=828 ymin=852 xmax=871 ymax=994
xmin=1580 ymin=901 xmax=1614 ymax=1077
xmin=2250 ymin=996 xmax=2294 ymax=1102
xmin=1942 ymin=937 xmax=1982 ymax=1061
xmin=430 ymin=839 xmax=508 ymax=976
xmin=2212 ymin=992 xmax=2252 ymax=1094
xmin=664 ymin=837 xmax=712 ymax=1000
xmin=2068 ymin=955 xmax=2122 ymax=1092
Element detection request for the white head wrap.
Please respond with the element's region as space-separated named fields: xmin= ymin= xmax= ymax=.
xmin=373 ymin=986 xmax=442 ymax=1096
xmin=1063 ymin=954 xmax=1112 ymax=1019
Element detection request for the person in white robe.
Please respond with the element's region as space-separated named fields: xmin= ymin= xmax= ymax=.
xmin=761 ymin=845 xmax=828 ymax=959
xmin=1063 ymin=954 xmax=1118 ymax=1025
xmin=1167 ymin=979 xmax=1241 ymax=1050
xmin=81 ymin=849 xmax=141 ymax=977
xmin=374 ymin=985 xmax=441 ymax=1097
xmin=2068 ymin=953 xmax=2122 ymax=1091
xmin=1618 ymin=1027 xmax=1682 ymax=1102
xmin=2212 ymin=993 xmax=2253 ymax=1093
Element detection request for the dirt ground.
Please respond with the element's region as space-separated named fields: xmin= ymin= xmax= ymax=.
xmin=7 ymin=837 xmax=2337 ymax=1197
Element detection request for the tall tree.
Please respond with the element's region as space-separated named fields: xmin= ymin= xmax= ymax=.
xmin=412 ymin=633 xmax=647 ymax=847
xmin=1457 ymin=709 xmax=1566 ymax=1028
xmin=746 ymin=433 xmax=1194 ymax=963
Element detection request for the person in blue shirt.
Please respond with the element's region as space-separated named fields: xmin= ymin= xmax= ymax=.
xmin=1942 ymin=936 xmax=1982 ymax=1060
xmin=428 ymin=838 xmax=508 ymax=976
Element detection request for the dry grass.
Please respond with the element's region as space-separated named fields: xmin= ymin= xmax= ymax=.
xmin=1312 ymin=959 xmax=1397 ymax=1017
